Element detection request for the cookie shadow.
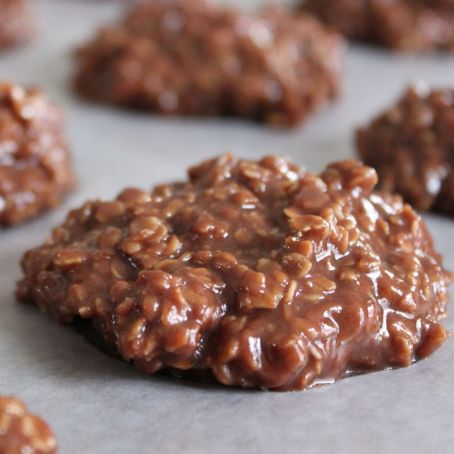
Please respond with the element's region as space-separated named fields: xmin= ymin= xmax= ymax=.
xmin=6 ymin=301 xmax=245 ymax=394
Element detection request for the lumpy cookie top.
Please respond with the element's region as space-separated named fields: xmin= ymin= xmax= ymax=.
xmin=18 ymin=155 xmax=451 ymax=390
xmin=0 ymin=0 xmax=34 ymax=49
xmin=303 ymin=0 xmax=454 ymax=51
xmin=74 ymin=0 xmax=343 ymax=126
xmin=0 ymin=397 xmax=57 ymax=454
xmin=0 ymin=83 xmax=75 ymax=226
xmin=357 ymin=86 xmax=454 ymax=216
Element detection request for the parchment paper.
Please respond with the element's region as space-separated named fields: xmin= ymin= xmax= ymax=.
xmin=1 ymin=1 xmax=453 ymax=453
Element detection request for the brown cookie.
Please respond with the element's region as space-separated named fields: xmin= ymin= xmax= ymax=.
xmin=74 ymin=0 xmax=344 ymax=127
xmin=0 ymin=0 xmax=34 ymax=50
xmin=17 ymin=155 xmax=451 ymax=391
xmin=357 ymin=85 xmax=454 ymax=216
xmin=303 ymin=0 xmax=454 ymax=51
xmin=0 ymin=83 xmax=75 ymax=227
xmin=0 ymin=396 xmax=57 ymax=454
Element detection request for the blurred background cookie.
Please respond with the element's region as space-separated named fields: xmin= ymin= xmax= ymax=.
xmin=0 ymin=82 xmax=75 ymax=227
xmin=74 ymin=0 xmax=344 ymax=127
xmin=0 ymin=0 xmax=35 ymax=50
xmin=302 ymin=0 xmax=454 ymax=52
xmin=357 ymin=84 xmax=454 ymax=216
xmin=0 ymin=396 xmax=57 ymax=454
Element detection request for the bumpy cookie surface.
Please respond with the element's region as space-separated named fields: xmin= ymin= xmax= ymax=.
xmin=303 ymin=0 xmax=454 ymax=51
xmin=74 ymin=0 xmax=343 ymax=127
xmin=18 ymin=155 xmax=451 ymax=390
xmin=357 ymin=86 xmax=454 ymax=216
xmin=0 ymin=83 xmax=75 ymax=226
xmin=0 ymin=397 xmax=57 ymax=454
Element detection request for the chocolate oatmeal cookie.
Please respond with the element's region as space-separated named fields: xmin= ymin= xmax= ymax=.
xmin=0 ymin=396 xmax=57 ymax=454
xmin=0 ymin=83 xmax=75 ymax=227
xmin=74 ymin=0 xmax=343 ymax=127
xmin=303 ymin=0 xmax=454 ymax=51
xmin=0 ymin=0 xmax=34 ymax=50
xmin=17 ymin=155 xmax=451 ymax=391
xmin=357 ymin=85 xmax=454 ymax=216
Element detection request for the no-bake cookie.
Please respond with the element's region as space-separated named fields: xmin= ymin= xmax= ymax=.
xmin=303 ymin=0 xmax=454 ymax=51
xmin=0 ymin=0 xmax=34 ymax=50
xmin=17 ymin=155 xmax=451 ymax=391
xmin=357 ymin=85 xmax=454 ymax=216
xmin=74 ymin=0 xmax=343 ymax=127
xmin=0 ymin=396 xmax=57 ymax=454
xmin=0 ymin=83 xmax=75 ymax=227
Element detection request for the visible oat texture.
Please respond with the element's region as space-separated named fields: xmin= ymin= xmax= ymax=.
xmin=0 ymin=0 xmax=34 ymax=50
xmin=0 ymin=396 xmax=57 ymax=454
xmin=18 ymin=155 xmax=451 ymax=391
xmin=357 ymin=85 xmax=454 ymax=216
xmin=303 ymin=0 xmax=454 ymax=51
xmin=0 ymin=82 xmax=75 ymax=227
xmin=74 ymin=0 xmax=343 ymax=127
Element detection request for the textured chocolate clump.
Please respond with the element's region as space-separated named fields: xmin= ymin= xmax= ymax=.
xmin=357 ymin=85 xmax=454 ymax=216
xmin=0 ymin=396 xmax=57 ymax=454
xmin=74 ymin=0 xmax=343 ymax=127
xmin=0 ymin=83 xmax=75 ymax=227
xmin=0 ymin=0 xmax=34 ymax=49
xmin=18 ymin=155 xmax=451 ymax=391
xmin=303 ymin=0 xmax=454 ymax=51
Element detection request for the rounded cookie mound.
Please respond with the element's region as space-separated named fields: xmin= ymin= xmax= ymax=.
xmin=18 ymin=155 xmax=451 ymax=391
xmin=74 ymin=0 xmax=343 ymax=127
xmin=0 ymin=0 xmax=34 ymax=50
xmin=0 ymin=396 xmax=57 ymax=454
xmin=0 ymin=82 xmax=75 ymax=227
xmin=303 ymin=0 xmax=454 ymax=51
xmin=357 ymin=85 xmax=454 ymax=216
